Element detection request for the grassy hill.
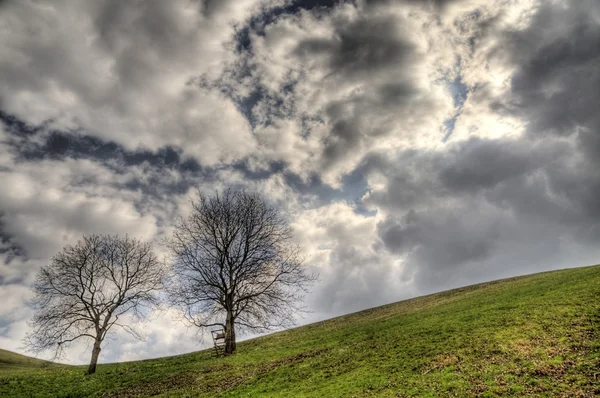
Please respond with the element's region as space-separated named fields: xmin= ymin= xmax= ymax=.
xmin=0 ymin=348 xmax=57 ymax=372
xmin=1 ymin=265 xmax=599 ymax=397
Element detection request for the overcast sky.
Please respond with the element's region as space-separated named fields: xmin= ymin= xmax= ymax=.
xmin=1 ymin=0 xmax=599 ymax=365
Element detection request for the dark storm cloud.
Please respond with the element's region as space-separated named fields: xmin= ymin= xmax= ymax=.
xmin=319 ymin=81 xmax=420 ymax=168
xmin=361 ymin=137 xmax=554 ymax=212
xmin=438 ymin=138 xmax=539 ymax=193
xmin=366 ymin=0 xmax=600 ymax=289
xmin=368 ymin=127 xmax=599 ymax=289
xmin=500 ymin=0 xmax=600 ymax=222
xmin=293 ymin=12 xmax=424 ymax=170
xmin=295 ymin=15 xmax=415 ymax=77
xmin=378 ymin=206 xmax=501 ymax=266
xmin=503 ymin=1 xmax=600 ymax=138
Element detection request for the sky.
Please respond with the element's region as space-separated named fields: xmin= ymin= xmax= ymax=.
xmin=1 ymin=0 xmax=599 ymax=365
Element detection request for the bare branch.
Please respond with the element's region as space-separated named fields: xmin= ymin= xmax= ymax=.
xmin=24 ymin=234 xmax=165 ymax=374
xmin=166 ymin=189 xmax=317 ymax=355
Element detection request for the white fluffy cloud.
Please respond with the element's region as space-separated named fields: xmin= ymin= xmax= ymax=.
xmin=0 ymin=0 xmax=264 ymax=165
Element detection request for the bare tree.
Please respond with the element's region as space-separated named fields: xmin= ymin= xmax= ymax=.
xmin=166 ymin=189 xmax=317 ymax=355
xmin=24 ymin=234 xmax=164 ymax=375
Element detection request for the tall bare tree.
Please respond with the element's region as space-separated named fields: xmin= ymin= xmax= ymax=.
xmin=24 ymin=234 xmax=164 ymax=375
xmin=167 ymin=189 xmax=317 ymax=355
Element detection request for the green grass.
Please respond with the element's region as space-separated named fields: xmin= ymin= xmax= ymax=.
xmin=2 ymin=265 xmax=600 ymax=397
xmin=0 ymin=348 xmax=61 ymax=373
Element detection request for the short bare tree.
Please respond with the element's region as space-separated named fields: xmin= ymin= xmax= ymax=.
xmin=166 ymin=189 xmax=317 ymax=355
xmin=24 ymin=234 xmax=164 ymax=375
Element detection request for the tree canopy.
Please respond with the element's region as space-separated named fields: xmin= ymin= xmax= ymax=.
xmin=167 ymin=189 xmax=317 ymax=355
xmin=25 ymin=234 xmax=164 ymax=374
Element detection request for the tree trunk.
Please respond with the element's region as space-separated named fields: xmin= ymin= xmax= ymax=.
xmin=87 ymin=339 xmax=102 ymax=375
xmin=224 ymin=310 xmax=236 ymax=355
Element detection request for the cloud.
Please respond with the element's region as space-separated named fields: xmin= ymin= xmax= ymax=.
xmin=364 ymin=131 xmax=600 ymax=289
xmin=1 ymin=0 xmax=600 ymax=365
xmin=215 ymin=0 xmax=459 ymax=184
xmin=357 ymin=0 xmax=600 ymax=291
xmin=292 ymin=202 xmax=413 ymax=316
xmin=0 ymin=0 xmax=262 ymax=165
xmin=0 ymin=158 xmax=159 ymax=276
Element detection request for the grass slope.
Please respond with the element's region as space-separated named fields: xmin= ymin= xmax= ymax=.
xmin=0 ymin=348 xmax=57 ymax=372
xmin=2 ymin=265 xmax=600 ymax=397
